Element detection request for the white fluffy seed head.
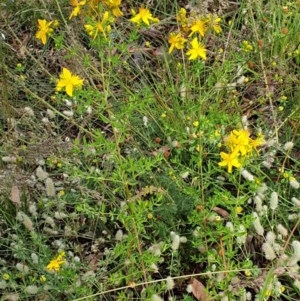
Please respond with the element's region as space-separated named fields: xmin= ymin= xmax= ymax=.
xmin=262 ymin=242 xmax=276 ymax=260
xmin=31 ymin=253 xmax=39 ymax=264
xmin=283 ymin=141 xmax=294 ymax=151
xmin=257 ymin=183 xmax=268 ymax=194
xmin=148 ymin=242 xmax=163 ymax=256
xmin=276 ymin=224 xmax=288 ymax=237
xmin=288 ymin=214 xmax=298 ymax=220
xmin=86 ymin=106 xmax=92 ymax=115
xmin=290 ymin=178 xmax=300 ymax=189
xmin=226 ymin=222 xmax=234 ymax=232
xmin=82 ymin=271 xmax=96 ymax=282
xmin=246 ymin=291 xmax=252 ymax=300
xmin=16 ymin=212 xmax=34 ymax=231
xmin=36 ymin=166 xmax=49 ymax=181
xmin=180 ymin=236 xmax=187 ymax=243
xmin=23 ymin=107 xmax=34 ymax=117
xmin=115 ymin=229 xmax=123 ymax=241
xmin=41 ymin=117 xmax=49 ymax=124
xmin=142 ymin=116 xmax=148 ymax=127
xmin=0 ymin=280 xmax=8 ymax=289
xmin=236 ymin=225 xmax=247 ymax=245
xmin=273 ymin=242 xmax=282 ymax=254
xmin=45 ymin=178 xmax=55 ymax=197
xmin=270 ymin=192 xmax=278 ymax=210
xmin=166 ymin=276 xmax=175 ymax=290
xmin=292 ymin=241 xmax=300 ymax=258
xmin=266 ymin=231 xmax=276 ymax=245
xmin=262 ymin=160 xmax=272 ymax=169
xmin=287 ymin=241 xmax=300 ymax=266
xmin=252 ymin=212 xmax=264 ymax=236
xmin=292 ymin=197 xmax=300 ymax=207
xmin=44 ymin=216 xmax=55 ymax=227
xmin=186 ymin=284 xmax=193 ymax=293
xmin=171 ymin=234 xmax=180 ymax=251
xmin=241 ymin=169 xmax=254 ymax=181
xmin=254 ymin=195 xmax=263 ymax=212
xmin=150 ymin=263 xmax=159 ymax=273
xmin=151 ymin=294 xmax=163 ymax=301
xmin=25 ymin=285 xmax=38 ymax=295
xmin=28 ymin=203 xmax=37 ymax=216
xmin=241 ymin=115 xmax=248 ymax=128
xmin=2 ymin=293 xmax=19 ymax=301
xmin=47 ymin=109 xmax=55 ymax=119
xmin=54 ymin=212 xmax=67 ymax=219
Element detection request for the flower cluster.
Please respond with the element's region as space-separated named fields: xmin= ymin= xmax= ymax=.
xmin=130 ymin=7 xmax=159 ymax=26
xmin=69 ymin=0 xmax=123 ymax=39
xmin=168 ymin=8 xmax=222 ymax=60
xmin=35 ymin=19 xmax=58 ymax=45
xmin=84 ymin=11 xmax=115 ymax=39
xmin=218 ymin=129 xmax=264 ymax=173
xmin=70 ymin=0 xmax=123 ymax=19
xmin=241 ymin=40 xmax=253 ymax=53
xmin=46 ymin=251 xmax=66 ymax=272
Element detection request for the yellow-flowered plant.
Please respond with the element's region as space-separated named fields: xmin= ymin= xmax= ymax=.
xmin=69 ymin=0 xmax=86 ymax=19
xmin=102 ymin=0 xmax=123 ymax=17
xmin=46 ymin=252 xmax=66 ymax=272
xmin=56 ymin=68 xmax=84 ymax=97
xmin=84 ymin=11 xmax=114 ymax=39
xmin=218 ymin=149 xmax=241 ymax=173
xmin=186 ymin=37 xmax=207 ymax=60
xmin=189 ymin=19 xmax=207 ymax=37
xmin=130 ymin=7 xmax=159 ymax=26
xmin=168 ymin=32 xmax=187 ymax=54
xmin=241 ymin=40 xmax=253 ymax=52
xmin=218 ymin=129 xmax=264 ymax=173
xmin=168 ymin=8 xmax=222 ymax=60
xmin=35 ymin=19 xmax=55 ymax=45
xmin=176 ymin=8 xmax=189 ymax=32
xmin=206 ymin=14 xmax=222 ymax=34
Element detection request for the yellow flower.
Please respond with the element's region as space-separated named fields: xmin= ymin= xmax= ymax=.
xmin=168 ymin=32 xmax=187 ymax=54
xmin=176 ymin=8 xmax=187 ymax=25
xmin=189 ymin=19 xmax=207 ymax=37
xmin=265 ymin=290 xmax=272 ymax=297
xmin=244 ymin=269 xmax=252 ymax=277
xmin=218 ymin=149 xmax=241 ymax=173
xmin=186 ymin=37 xmax=207 ymax=60
xmin=235 ymin=206 xmax=243 ymax=214
xmin=84 ymin=11 xmax=114 ymax=39
xmin=35 ymin=19 xmax=54 ymax=45
xmin=241 ymin=40 xmax=253 ymax=52
xmin=69 ymin=0 xmax=86 ymax=19
xmin=56 ymin=68 xmax=84 ymax=97
xmin=249 ymin=134 xmax=265 ymax=152
xmin=103 ymin=0 xmax=123 ymax=17
xmin=40 ymin=275 xmax=46 ymax=282
xmin=58 ymin=190 xmax=65 ymax=197
xmin=130 ymin=7 xmax=159 ymax=26
xmin=225 ymin=129 xmax=257 ymax=156
xmin=176 ymin=7 xmax=189 ymax=32
xmin=231 ymin=129 xmax=251 ymax=155
xmin=84 ymin=24 xmax=94 ymax=36
xmin=46 ymin=252 xmax=65 ymax=272
xmin=206 ymin=15 xmax=222 ymax=34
